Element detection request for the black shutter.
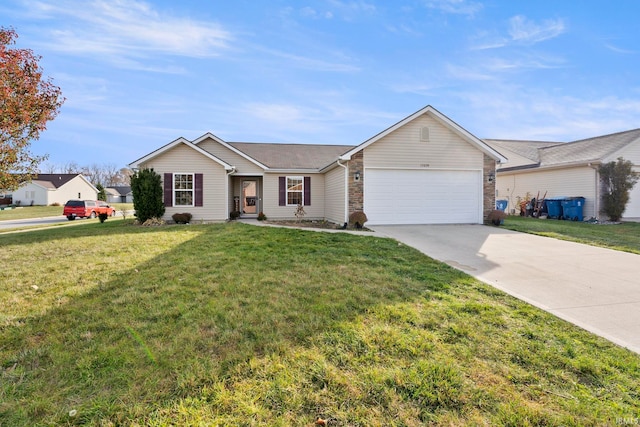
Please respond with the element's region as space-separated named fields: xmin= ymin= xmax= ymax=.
xmin=195 ymin=173 xmax=203 ymax=207
xmin=304 ymin=176 xmax=311 ymax=206
xmin=279 ymin=176 xmax=286 ymax=206
xmin=164 ymin=173 xmax=173 ymax=207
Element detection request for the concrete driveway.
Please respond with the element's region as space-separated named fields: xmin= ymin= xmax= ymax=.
xmin=370 ymin=224 xmax=640 ymax=354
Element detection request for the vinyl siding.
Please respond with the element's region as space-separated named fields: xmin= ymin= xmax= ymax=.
xmin=496 ymin=166 xmax=597 ymax=218
xmin=140 ymin=144 xmax=228 ymax=221
xmin=198 ymin=138 xmax=264 ymax=175
xmin=54 ymin=177 xmax=98 ymax=205
xmin=364 ymin=113 xmax=483 ymax=170
xmin=324 ymin=166 xmax=346 ymax=224
xmin=14 ymin=176 xmax=96 ymax=206
xmin=263 ymin=172 xmax=325 ymax=220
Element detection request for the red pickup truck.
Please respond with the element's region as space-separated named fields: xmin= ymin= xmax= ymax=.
xmin=63 ymin=200 xmax=115 ymax=220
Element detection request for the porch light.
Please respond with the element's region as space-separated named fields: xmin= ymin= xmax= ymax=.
xmin=354 ymin=171 xmax=361 ymax=181
xmin=487 ymin=172 xmax=495 ymax=183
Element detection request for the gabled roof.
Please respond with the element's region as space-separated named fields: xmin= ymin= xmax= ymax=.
xmin=340 ymin=105 xmax=508 ymax=163
xmin=30 ymin=174 xmax=79 ymax=188
xmin=486 ymin=128 xmax=640 ymax=172
xmin=228 ymin=142 xmax=354 ymax=170
xmin=192 ymin=133 xmax=270 ymax=170
xmin=106 ymin=186 xmax=132 ymax=196
xmin=539 ymin=128 xmax=640 ymax=166
xmin=129 ymin=137 xmax=234 ymax=170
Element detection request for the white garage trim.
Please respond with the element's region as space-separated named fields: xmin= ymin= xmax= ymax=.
xmin=364 ymin=168 xmax=483 ymax=225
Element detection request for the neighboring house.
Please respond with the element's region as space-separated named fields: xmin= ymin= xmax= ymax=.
xmin=106 ymin=186 xmax=133 ymax=203
xmin=485 ymin=128 xmax=640 ymax=219
xmin=10 ymin=174 xmax=98 ymax=206
xmin=129 ymin=105 xmax=507 ymax=225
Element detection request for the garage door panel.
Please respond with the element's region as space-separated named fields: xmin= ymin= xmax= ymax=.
xmin=364 ymin=169 xmax=481 ymax=225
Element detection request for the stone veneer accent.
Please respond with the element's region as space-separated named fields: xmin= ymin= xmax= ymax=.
xmin=483 ymin=153 xmax=497 ymax=223
xmin=347 ymin=150 xmax=364 ymax=214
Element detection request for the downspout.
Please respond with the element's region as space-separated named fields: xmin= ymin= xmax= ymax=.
xmin=588 ymin=163 xmax=599 ymax=219
xmin=226 ymin=167 xmax=236 ymax=219
xmin=337 ymin=159 xmax=349 ymax=225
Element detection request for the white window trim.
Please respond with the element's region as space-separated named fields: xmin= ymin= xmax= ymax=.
xmin=286 ymin=175 xmax=304 ymax=206
xmin=173 ymin=172 xmax=195 ymax=207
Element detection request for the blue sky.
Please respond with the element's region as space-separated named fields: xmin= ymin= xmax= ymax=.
xmin=3 ymin=0 xmax=640 ymax=169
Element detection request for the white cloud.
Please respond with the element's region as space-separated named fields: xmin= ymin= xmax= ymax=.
xmin=604 ymin=43 xmax=636 ymax=55
xmin=508 ymin=15 xmax=566 ymax=44
xmin=21 ymin=0 xmax=232 ymax=66
xmin=455 ymin=86 xmax=640 ymax=142
xmin=423 ymin=0 xmax=483 ymax=16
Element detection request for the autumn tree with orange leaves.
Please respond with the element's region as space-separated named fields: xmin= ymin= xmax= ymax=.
xmin=1 ymin=27 xmax=64 ymax=191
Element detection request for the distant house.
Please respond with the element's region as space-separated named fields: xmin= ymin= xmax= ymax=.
xmin=11 ymin=174 xmax=98 ymax=206
xmin=105 ymin=186 xmax=133 ymax=203
xmin=485 ymin=129 xmax=640 ymax=220
xmin=129 ymin=105 xmax=506 ymax=225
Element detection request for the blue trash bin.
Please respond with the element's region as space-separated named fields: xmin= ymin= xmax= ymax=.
xmin=560 ymin=197 xmax=585 ymax=221
xmin=496 ymin=199 xmax=508 ymax=212
xmin=544 ymin=198 xmax=564 ymax=219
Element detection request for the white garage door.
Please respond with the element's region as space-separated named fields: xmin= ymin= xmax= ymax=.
xmin=364 ymin=169 xmax=482 ymax=225
xmin=624 ymin=181 xmax=640 ymax=218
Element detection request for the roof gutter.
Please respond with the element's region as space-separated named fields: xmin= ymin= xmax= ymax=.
xmin=498 ymin=160 xmax=602 ymax=174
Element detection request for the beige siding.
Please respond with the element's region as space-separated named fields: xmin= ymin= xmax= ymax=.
xmin=262 ymin=173 xmax=325 ymax=220
xmin=140 ymin=144 xmax=228 ymax=221
xmin=496 ymin=166 xmax=597 ymax=218
xmin=364 ymin=113 xmax=483 ymax=170
xmin=198 ymin=138 xmax=264 ymax=175
xmin=55 ymin=176 xmax=97 ymax=205
xmin=324 ymin=166 xmax=346 ymax=224
xmin=14 ymin=177 xmax=96 ymax=206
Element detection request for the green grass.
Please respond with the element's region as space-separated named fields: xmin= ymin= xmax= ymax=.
xmin=501 ymin=216 xmax=640 ymax=254
xmin=1 ymin=221 xmax=639 ymax=426
xmin=0 ymin=203 xmax=133 ymax=221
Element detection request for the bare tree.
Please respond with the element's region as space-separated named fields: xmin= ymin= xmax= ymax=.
xmin=62 ymin=161 xmax=82 ymax=174
xmin=103 ymin=163 xmax=121 ymax=186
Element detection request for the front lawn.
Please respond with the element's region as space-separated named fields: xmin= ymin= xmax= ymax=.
xmin=1 ymin=221 xmax=639 ymax=425
xmin=501 ymin=216 xmax=640 ymax=254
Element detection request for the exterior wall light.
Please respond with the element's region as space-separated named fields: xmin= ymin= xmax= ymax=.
xmin=487 ymin=172 xmax=495 ymax=183
xmin=354 ymin=171 xmax=361 ymax=181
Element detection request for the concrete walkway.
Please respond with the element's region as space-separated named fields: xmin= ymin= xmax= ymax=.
xmin=370 ymin=224 xmax=640 ymax=354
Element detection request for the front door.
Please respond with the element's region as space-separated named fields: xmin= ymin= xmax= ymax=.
xmin=242 ymin=180 xmax=258 ymax=215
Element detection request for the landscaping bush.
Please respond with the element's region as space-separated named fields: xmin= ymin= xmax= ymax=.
xmin=229 ymin=210 xmax=241 ymax=220
xmin=131 ymin=168 xmax=165 ymax=223
xmin=599 ymin=157 xmax=639 ymax=221
xmin=172 ymin=212 xmax=192 ymax=224
xmin=349 ymin=210 xmax=368 ymax=229
xmin=487 ymin=209 xmax=507 ymax=226
xmin=257 ymin=211 xmax=267 ymax=221
xmin=98 ymin=212 xmax=109 ymax=223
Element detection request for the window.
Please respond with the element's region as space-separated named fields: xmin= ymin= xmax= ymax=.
xmin=286 ymin=176 xmax=303 ymax=206
xmin=174 ymin=173 xmax=194 ymax=206
xmin=279 ymin=176 xmax=310 ymax=207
